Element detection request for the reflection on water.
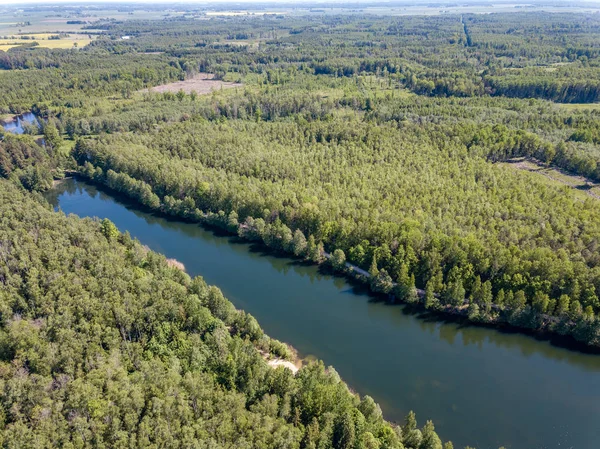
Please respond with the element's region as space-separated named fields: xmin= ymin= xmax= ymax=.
xmin=46 ymin=179 xmax=600 ymax=449
xmin=1 ymin=112 xmax=38 ymax=135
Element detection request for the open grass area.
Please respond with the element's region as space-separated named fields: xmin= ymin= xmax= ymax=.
xmin=36 ymin=37 xmax=93 ymax=49
xmin=142 ymin=73 xmax=242 ymax=95
xmin=558 ymin=102 xmax=600 ymax=111
xmin=0 ymin=42 xmax=23 ymax=51
xmin=502 ymin=158 xmax=600 ymax=201
xmin=0 ymin=8 xmax=184 ymax=36
xmin=0 ymin=34 xmax=93 ymax=50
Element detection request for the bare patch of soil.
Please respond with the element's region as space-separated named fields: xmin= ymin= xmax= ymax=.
xmin=259 ymin=349 xmax=302 ymax=375
xmin=268 ymin=358 xmax=300 ymax=374
xmin=144 ymin=73 xmax=241 ymax=95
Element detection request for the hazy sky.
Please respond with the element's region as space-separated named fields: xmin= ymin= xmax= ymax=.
xmin=2 ymin=0 xmax=350 ymax=4
xmin=2 ymin=0 xmax=600 ymax=6
xmin=0 ymin=0 xmax=557 ymax=5
xmin=1 ymin=0 xmax=314 ymax=5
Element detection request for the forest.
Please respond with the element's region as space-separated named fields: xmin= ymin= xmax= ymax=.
xmin=0 ymin=180 xmax=450 ymax=448
xmin=3 ymin=6 xmax=600 ymax=448
xmin=3 ymin=10 xmax=600 ymax=343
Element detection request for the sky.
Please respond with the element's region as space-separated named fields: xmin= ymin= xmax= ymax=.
xmin=2 ymin=0 xmax=600 ymax=6
xmin=1 ymin=0 xmax=307 ymax=5
xmin=0 ymin=0 xmax=432 ymax=7
xmin=0 ymin=0 xmax=589 ymax=4
xmin=3 ymin=0 xmax=369 ymax=4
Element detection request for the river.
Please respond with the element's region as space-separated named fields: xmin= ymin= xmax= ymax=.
xmin=45 ymin=178 xmax=600 ymax=449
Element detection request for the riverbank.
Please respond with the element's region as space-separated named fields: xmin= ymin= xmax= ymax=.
xmin=261 ymin=347 xmax=302 ymax=374
xmin=46 ymin=176 xmax=600 ymax=449
xmin=267 ymin=358 xmax=300 ymax=373
xmin=0 ymin=114 xmax=16 ymax=125
xmin=52 ymin=174 xmax=74 ymax=188
xmin=72 ymin=169 xmax=600 ymax=350
xmin=322 ymin=254 xmax=593 ymax=349
xmin=1 ymin=111 xmax=38 ymax=134
xmin=3 ymin=178 xmax=417 ymax=449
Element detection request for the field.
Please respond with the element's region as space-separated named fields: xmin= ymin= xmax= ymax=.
xmin=205 ymin=11 xmax=284 ymax=17
xmin=0 ymin=6 xmax=186 ymax=52
xmin=558 ymin=103 xmax=600 ymax=111
xmin=0 ymin=35 xmax=93 ymax=50
xmin=0 ymin=41 xmax=22 ymax=51
xmin=142 ymin=73 xmax=242 ymax=95
xmin=0 ymin=7 xmax=184 ymax=36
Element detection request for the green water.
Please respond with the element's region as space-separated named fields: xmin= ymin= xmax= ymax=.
xmin=46 ymin=178 xmax=600 ymax=449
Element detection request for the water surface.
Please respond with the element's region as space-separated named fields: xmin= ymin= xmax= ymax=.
xmin=46 ymin=178 xmax=600 ymax=449
xmin=2 ymin=112 xmax=38 ymax=134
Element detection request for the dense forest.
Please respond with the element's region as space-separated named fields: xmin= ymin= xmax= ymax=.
xmin=0 ymin=180 xmax=450 ymax=448
xmin=3 ymin=12 xmax=600 ymax=345
xmin=4 ymin=6 xmax=600 ymax=448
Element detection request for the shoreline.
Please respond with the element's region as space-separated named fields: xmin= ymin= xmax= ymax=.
xmin=267 ymin=359 xmax=300 ymax=373
xmin=61 ymin=171 xmax=600 ymax=353
xmin=0 ymin=116 xmax=16 ymax=125
xmin=0 ymin=111 xmax=33 ymax=125
xmin=261 ymin=344 xmax=304 ymax=374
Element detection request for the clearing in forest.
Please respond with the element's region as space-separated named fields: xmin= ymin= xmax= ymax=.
xmin=503 ymin=158 xmax=600 ymax=200
xmin=143 ymin=73 xmax=242 ymax=95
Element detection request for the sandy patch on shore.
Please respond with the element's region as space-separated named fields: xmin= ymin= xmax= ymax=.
xmin=268 ymin=358 xmax=300 ymax=374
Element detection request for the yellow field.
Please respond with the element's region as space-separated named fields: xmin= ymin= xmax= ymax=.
xmin=36 ymin=38 xmax=93 ymax=49
xmin=0 ymin=35 xmax=93 ymax=51
xmin=0 ymin=42 xmax=24 ymax=51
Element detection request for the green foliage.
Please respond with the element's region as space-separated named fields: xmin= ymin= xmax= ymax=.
xmin=8 ymin=10 xmax=600 ymax=447
xmin=100 ymin=217 xmax=119 ymax=241
xmin=7 ymin=10 xmax=600 ymax=446
xmin=67 ymin=80 xmax=600 ymax=345
xmin=291 ymin=229 xmax=308 ymax=257
xmin=371 ymin=269 xmax=394 ymax=295
xmin=425 ymin=281 xmax=440 ymax=311
xmin=42 ymin=122 xmax=62 ymax=152
xmin=0 ymin=134 xmax=55 ymax=191
xmin=0 ymin=181 xmax=445 ymax=448
xmin=330 ymin=249 xmax=347 ymax=272
xmin=0 ymin=51 xmax=183 ymax=113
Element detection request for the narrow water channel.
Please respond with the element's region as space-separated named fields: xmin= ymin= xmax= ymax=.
xmin=45 ymin=178 xmax=600 ymax=449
